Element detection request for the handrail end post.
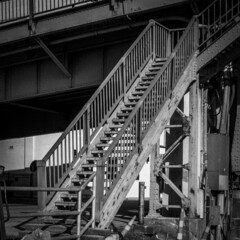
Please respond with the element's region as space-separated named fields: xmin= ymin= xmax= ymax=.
xmin=37 ymin=160 xmax=47 ymax=211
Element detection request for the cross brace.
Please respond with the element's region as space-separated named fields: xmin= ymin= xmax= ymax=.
xmin=158 ymin=171 xmax=190 ymax=208
xmin=35 ymin=37 xmax=71 ymax=78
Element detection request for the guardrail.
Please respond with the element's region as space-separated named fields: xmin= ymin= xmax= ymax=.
xmin=198 ymin=0 xmax=240 ymax=52
xmin=0 ymin=0 xmax=104 ymax=24
xmin=1 ymin=172 xmax=96 ymax=240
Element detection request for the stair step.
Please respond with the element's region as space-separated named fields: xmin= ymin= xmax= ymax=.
xmin=152 ymin=62 xmax=165 ymax=67
xmin=71 ymin=177 xmax=83 ymax=184
xmin=96 ymin=143 xmax=110 ymax=148
xmin=109 ymin=124 xmax=123 ymax=129
xmin=91 ymin=150 xmax=105 ymax=155
xmin=138 ymin=81 xmax=151 ymax=86
xmin=128 ymin=96 xmax=141 ymax=101
xmin=124 ymin=102 xmax=137 ymax=107
xmin=104 ymin=130 xmax=118 ymax=135
xmin=76 ymin=171 xmax=93 ymax=176
xmin=155 ymin=57 xmax=167 ymax=62
xmin=112 ymin=118 xmax=125 ymax=124
xmin=117 ymin=112 xmax=129 ymax=118
xmin=55 ymin=201 xmax=76 ymax=207
xmin=142 ymin=76 xmax=154 ymax=81
xmin=82 ymin=164 xmax=96 ymax=168
xmin=86 ymin=157 xmax=99 ymax=162
xmin=100 ymin=137 xmax=114 ymax=142
xmin=121 ymin=107 xmax=134 ymax=112
xmin=60 ymin=193 xmax=78 ymax=200
xmin=135 ymin=86 xmax=148 ymax=91
xmin=132 ymin=91 xmax=145 ymax=96
xmin=145 ymin=71 xmax=157 ymax=76
xmin=148 ymin=67 xmax=160 ymax=72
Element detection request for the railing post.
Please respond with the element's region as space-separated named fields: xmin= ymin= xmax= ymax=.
xmin=77 ymin=190 xmax=82 ymax=239
xmin=167 ymin=31 xmax=172 ymax=57
xmin=151 ymin=21 xmax=156 ymax=59
xmin=194 ymin=16 xmax=199 ymax=49
xmin=28 ymin=0 xmax=35 ymax=34
xmin=37 ymin=160 xmax=47 ymax=210
xmin=122 ymin=60 xmax=127 ymax=103
xmin=95 ymin=160 xmax=105 ymax=222
xmin=84 ymin=108 xmax=90 ymax=152
xmin=137 ymin=108 xmax=142 ymax=153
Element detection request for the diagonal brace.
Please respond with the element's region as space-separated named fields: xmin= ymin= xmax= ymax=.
xmin=159 ymin=171 xmax=190 ymax=207
xmin=35 ymin=37 xmax=71 ymax=78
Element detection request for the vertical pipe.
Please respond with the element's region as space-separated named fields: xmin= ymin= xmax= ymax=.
xmin=139 ymin=181 xmax=145 ymax=224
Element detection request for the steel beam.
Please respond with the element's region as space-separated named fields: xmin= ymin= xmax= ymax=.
xmin=35 ymin=37 xmax=71 ymax=78
xmin=8 ymin=102 xmax=63 ymax=115
xmin=199 ymin=41 xmax=240 ymax=83
xmin=0 ymin=0 xmax=189 ymax=46
xmin=197 ymin=21 xmax=240 ymax=71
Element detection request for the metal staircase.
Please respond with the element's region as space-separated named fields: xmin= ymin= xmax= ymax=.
xmin=32 ymin=0 xmax=240 ymax=237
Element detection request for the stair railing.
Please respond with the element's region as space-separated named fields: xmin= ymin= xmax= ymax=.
xmin=198 ymin=0 xmax=240 ymax=53
xmin=38 ymin=20 xmax=171 ymax=205
xmin=96 ymin=16 xmax=199 ymax=213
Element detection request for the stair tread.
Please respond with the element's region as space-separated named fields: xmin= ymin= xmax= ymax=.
xmin=76 ymin=171 xmax=93 ymax=175
xmin=142 ymin=76 xmax=154 ymax=81
xmin=82 ymin=164 xmax=96 ymax=168
xmin=121 ymin=107 xmax=134 ymax=112
xmin=112 ymin=118 xmax=125 ymax=122
xmin=138 ymin=81 xmax=151 ymax=86
xmin=117 ymin=112 xmax=129 ymax=117
xmin=135 ymin=86 xmax=148 ymax=91
xmin=155 ymin=57 xmax=167 ymax=62
xmin=132 ymin=91 xmax=145 ymax=95
xmin=128 ymin=96 xmax=141 ymax=101
xmin=124 ymin=102 xmax=137 ymax=107
xmin=72 ymin=177 xmax=82 ymax=182
xmin=96 ymin=143 xmax=110 ymax=148
xmin=104 ymin=130 xmax=118 ymax=135
xmin=109 ymin=124 xmax=123 ymax=129
xmin=91 ymin=150 xmax=105 ymax=154
xmin=145 ymin=71 xmax=157 ymax=76
xmin=148 ymin=67 xmax=160 ymax=71
xmin=86 ymin=157 xmax=99 ymax=161
xmin=61 ymin=193 xmax=78 ymax=198
xmin=55 ymin=201 xmax=77 ymax=206
xmin=100 ymin=137 xmax=114 ymax=141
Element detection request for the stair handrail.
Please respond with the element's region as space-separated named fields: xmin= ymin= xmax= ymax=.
xmin=39 ymin=20 xmax=170 ymax=203
xmin=198 ymin=0 xmax=240 ymax=52
xmin=97 ymin=16 xmax=199 ymax=206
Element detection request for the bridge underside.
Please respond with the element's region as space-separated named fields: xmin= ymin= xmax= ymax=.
xmin=0 ymin=0 xmax=209 ymax=140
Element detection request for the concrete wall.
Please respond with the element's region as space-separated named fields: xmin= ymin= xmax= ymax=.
xmin=0 ymin=132 xmax=60 ymax=171
xmin=0 ymin=131 xmax=151 ymax=198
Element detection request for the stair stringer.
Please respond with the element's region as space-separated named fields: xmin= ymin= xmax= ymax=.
xmin=98 ymin=52 xmax=198 ymax=229
xmin=44 ymin=58 xmax=155 ymax=212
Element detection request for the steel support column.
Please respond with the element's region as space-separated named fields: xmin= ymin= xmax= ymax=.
xmin=147 ymin=139 xmax=162 ymax=218
xmin=188 ymin=77 xmax=204 ymax=217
